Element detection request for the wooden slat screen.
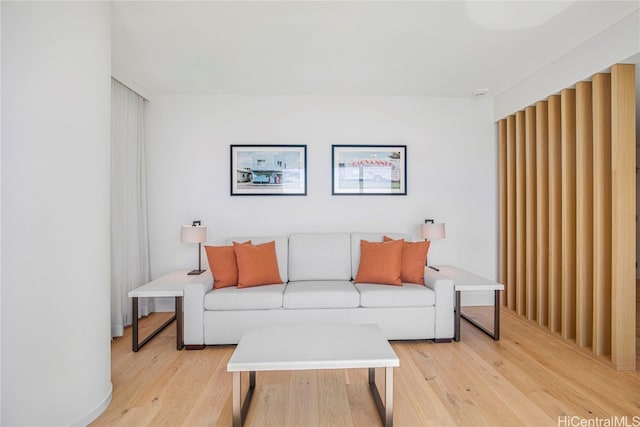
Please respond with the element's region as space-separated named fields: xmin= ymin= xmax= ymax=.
xmin=498 ymin=120 xmax=508 ymax=306
xmin=497 ymin=64 xmax=636 ymax=370
xmin=535 ymin=100 xmax=549 ymax=327
xmin=525 ymin=106 xmax=537 ymax=321
xmin=506 ymin=115 xmax=516 ymax=311
xmin=548 ymin=95 xmax=562 ymax=335
xmin=610 ymin=64 xmax=636 ymax=370
xmin=592 ymin=72 xmax=612 ymax=356
xmin=515 ymin=111 xmax=526 ymax=316
xmin=560 ymin=88 xmax=577 ymax=340
xmin=576 ymin=81 xmax=594 ymax=348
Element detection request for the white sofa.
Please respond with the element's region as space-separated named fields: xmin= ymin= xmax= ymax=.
xmin=183 ymin=232 xmax=455 ymax=347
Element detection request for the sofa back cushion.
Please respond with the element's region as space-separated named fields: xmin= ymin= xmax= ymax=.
xmin=350 ymin=232 xmax=411 ymax=279
xmin=226 ymin=236 xmax=289 ymax=282
xmin=288 ymin=233 xmax=351 ymax=281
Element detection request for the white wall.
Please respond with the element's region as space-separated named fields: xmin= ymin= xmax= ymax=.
xmin=1 ymin=2 xmax=112 ymax=425
xmin=494 ymin=8 xmax=640 ymax=120
xmin=146 ymin=95 xmax=498 ymax=304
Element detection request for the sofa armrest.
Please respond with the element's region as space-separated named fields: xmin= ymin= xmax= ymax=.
xmin=183 ymin=276 xmax=213 ymax=346
xmin=424 ymin=267 xmax=454 ymax=340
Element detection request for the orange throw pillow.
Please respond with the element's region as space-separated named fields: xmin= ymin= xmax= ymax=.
xmin=205 ymin=241 xmax=251 ymax=289
xmin=354 ymin=239 xmax=403 ymax=286
xmin=233 ymin=240 xmax=283 ymax=288
xmin=384 ymin=236 xmax=430 ymax=285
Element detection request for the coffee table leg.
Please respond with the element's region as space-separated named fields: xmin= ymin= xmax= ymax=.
xmin=232 ymin=371 xmax=256 ymax=427
xmin=369 ymin=368 xmax=394 ymax=427
xmin=233 ymin=372 xmax=241 ymax=427
xmin=385 ymin=367 xmax=394 ymax=427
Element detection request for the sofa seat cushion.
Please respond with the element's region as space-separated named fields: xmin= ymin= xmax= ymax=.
xmin=356 ymin=283 xmax=436 ymax=308
xmin=204 ymin=284 xmax=284 ymax=310
xmin=283 ymin=281 xmax=360 ymax=309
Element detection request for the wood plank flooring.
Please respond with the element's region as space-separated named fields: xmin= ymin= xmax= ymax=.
xmin=91 ymin=307 xmax=639 ymax=427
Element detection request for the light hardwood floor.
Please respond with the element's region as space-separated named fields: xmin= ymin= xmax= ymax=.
xmin=92 ymin=307 xmax=639 ymax=427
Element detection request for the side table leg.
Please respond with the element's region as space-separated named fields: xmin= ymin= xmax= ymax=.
xmin=132 ymin=297 xmax=139 ymax=352
xmin=454 ymin=291 xmax=461 ymax=342
xmin=130 ymin=299 xmax=176 ymax=352
xmin=494 ymin=290 xmax=500 ymax=340
xmin=176 ymin=296 xmax=183 ymax=350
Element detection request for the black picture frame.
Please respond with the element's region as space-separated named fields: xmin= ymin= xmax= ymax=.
xmin=332 ymin=145 xmax=407 ymax=195
xmin=230 ymin=145 xmax=307 ymax=196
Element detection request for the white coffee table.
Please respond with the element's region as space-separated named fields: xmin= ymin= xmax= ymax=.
xmin=435 ymin=265 xmax=505 ymax=342
xmin=227 ymin=323 xmax=399 ymax=427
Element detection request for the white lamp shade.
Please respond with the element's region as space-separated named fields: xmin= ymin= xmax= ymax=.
xmin=421 ymin=223 xmax=445 ymax=240
xmin=181 ymin=225 xmax=207 ymax=243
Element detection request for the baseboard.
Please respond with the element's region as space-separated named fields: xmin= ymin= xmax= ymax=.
xmin=71 ymin=383 xmax=113 ymax=426
xmin=433 ymin=338 xmax=452 ymax=343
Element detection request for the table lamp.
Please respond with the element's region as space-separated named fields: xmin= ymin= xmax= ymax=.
xmin=181 ymin=220 xmax=207 ymax=275
xmin=421 ymin=219 xmax=445 ymax=271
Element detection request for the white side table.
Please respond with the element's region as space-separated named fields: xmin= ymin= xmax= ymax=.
xmin=434 ymin=265 xmax=505 ymax=342
xmin=128 ymin=270 xmax=205 ymax=352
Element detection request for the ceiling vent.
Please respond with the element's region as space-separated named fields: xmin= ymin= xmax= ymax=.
xmin=472 ymin=88 xmax=490 ymax=97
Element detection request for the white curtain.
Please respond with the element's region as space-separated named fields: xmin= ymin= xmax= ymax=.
xmin=110 ymin=78 xmax=151 ymax=337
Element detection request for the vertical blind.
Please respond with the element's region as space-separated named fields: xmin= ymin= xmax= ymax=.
xmin=497 ymin=64 xmax=636 ymax=370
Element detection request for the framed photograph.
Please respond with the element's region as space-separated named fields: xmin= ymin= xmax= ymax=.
xmin=332 ymin=145 xmax=407 ymax=195
xmin=230 ymin=145 xmax=307 ymax=196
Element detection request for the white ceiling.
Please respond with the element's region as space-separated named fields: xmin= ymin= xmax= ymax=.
xmin=111 ymin=1 xmax=640 ymax=98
